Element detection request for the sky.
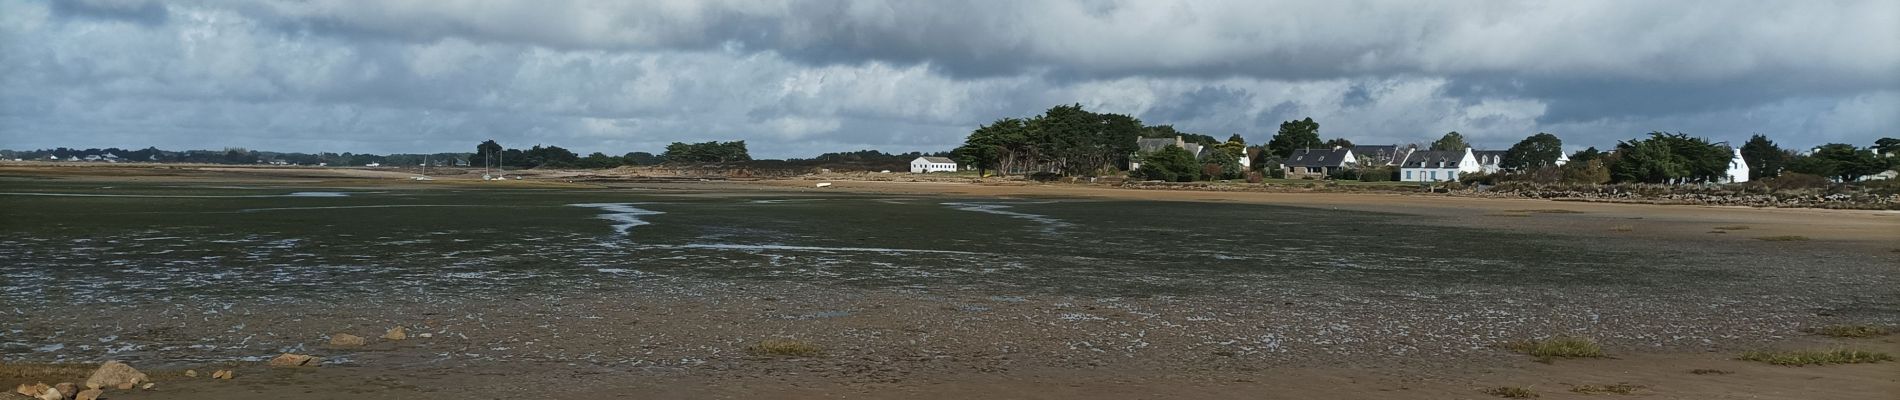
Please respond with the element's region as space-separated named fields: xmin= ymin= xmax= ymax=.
xmin=1 ymin=0 xmax=1895 ymax=158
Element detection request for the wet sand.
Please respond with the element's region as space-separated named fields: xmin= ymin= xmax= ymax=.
xmin=3 ymin=165 xmax=1897 ymax=399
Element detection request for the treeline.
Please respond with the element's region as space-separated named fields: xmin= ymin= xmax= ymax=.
xmin=954 ymin=104 xmax=1197 ymax=176
xmin=0 ymin=146 xmax=467 ymax=167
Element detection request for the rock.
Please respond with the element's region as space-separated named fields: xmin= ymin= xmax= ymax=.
xmin=211 ymin=369 xmax=235 ymax=380
xmin=34 ymin=385 xmax=60 ymax=400
xmin=83 ymin=361 xmax=147 ymax=390
xmin=75 ymin=389 xmax=102 ymax=400
xmin=382 ymin=326 xmax=407 ymax=341
xmin=330 ymin=333 xmax=368 ymax=347
xmin=16 ymin=383 xmax=48 ymax=397
xmin=141 ymin=383 xmax=155 ymax=390
xmin=417 ymin=332 xmax=433 ymax=338
xmin=269 ymin=353 xmax=321 ymax=367
xmin=115 ymin=382 xmax=134 ymax=390
xmin=184 ymin=369 xmax=198 ymax=378
xmin=53 ymin=383 xmax=76 ymax=399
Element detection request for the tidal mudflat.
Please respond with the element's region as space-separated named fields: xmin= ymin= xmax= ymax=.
xmin=2 ymin=174 xmax=1896 ymax=398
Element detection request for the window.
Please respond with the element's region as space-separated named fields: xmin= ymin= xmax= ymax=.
xmin=1430 ymin=171 xmax=1438 ymax=180
xmin=1405 ymin=171 xmax=1413 ymax=180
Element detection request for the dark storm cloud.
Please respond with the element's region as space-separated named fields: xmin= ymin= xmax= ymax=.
xmin=49 ymin=0 xmax=168 ymax=26
xmin=1 ymin=0 xmax=1894 ymax=157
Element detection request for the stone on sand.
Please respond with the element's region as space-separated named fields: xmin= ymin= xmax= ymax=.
xmin=15 ymin=383 xmax=48 ymax=397
xmin=83 ymin=361 xmax=148 ymax=390
xmin=75 ymin=389 xmax=103 ymax=400
xmin=269 ymin=353 xmax=321 ymax=367
xmin=330 ymin=333 xmax=368 ymax=346
xmin=383 ymin=326 xmax=407 ymax=341
xmin=34 ymin=385 xmax=61 ymax=400
xmin=211 ymin=369 xmax=236 ymax=380
xmin=184 ymin=369 xmax=198 ymax=378
xmin=54 ymin=383 xmax=77 ymax=399
xmin=14 ymin=382 xmax=48 ymax=398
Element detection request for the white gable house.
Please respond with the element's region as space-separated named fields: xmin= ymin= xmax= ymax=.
xmin=1399 ymin=148 xmax=1482 ymax=182
xmin=910 ymin=156 xmax=958 ymax=173
xmin=1724 ymin=148 xmax=1750 ymax=183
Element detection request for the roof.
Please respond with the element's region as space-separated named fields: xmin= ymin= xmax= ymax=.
xmin=915 ymin=156 xmax=955 ymax=163
xmin=1283 ymin=148 xmax=1354 ymax=168
xmin=1400 ymin=150 xmax=1467 ymax=169
xmin=1472 ymin=150 xmax=1508 ymax=165
xmin=1135 ymin=137 xmax=1181 ymax=153
xmin=1349 ymin=145 xmax=1408 ymax=166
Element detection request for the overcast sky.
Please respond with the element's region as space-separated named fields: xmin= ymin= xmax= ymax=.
xmin=2 ymin=0 xmax=1895 ymax=158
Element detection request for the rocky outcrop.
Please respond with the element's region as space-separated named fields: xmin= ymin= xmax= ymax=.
xmin=83 ymin=361 xmax=148 ymax=390
xmin=269 ymin=353 xmax=321 ymax=367
xmin=382 ymin=326 xmax=407 ymax=341
xmin=329 ymin=333 xmax=367 ymax=346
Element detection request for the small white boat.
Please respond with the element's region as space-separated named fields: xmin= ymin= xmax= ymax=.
xmin=815 ymin=182 xmax=833 ymax=188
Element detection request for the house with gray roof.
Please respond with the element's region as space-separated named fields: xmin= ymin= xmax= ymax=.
xmin=1398 ymin=148 xmax=1480 ymax=182
xmin=909 ymin=156 xmax=958 ymax=173
xmin=1281 ymin=147 xmax=1357 ymax=179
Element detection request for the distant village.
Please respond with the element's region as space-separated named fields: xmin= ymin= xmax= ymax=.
xmin=6 ymin=107 xmax=1896 ymax=187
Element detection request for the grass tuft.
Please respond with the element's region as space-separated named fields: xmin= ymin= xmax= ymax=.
xmin=747 ymin=338 xmax=823 ymax=357
xmin=1689 ymin=369 xmax=1733 ymax=375
xmin=1569 ymin=384 xmax=1643 ymax=395
xmin=1753 ymin=235 xmax=1810 ymax=242
xmin=1712 ymin=225 xmax=1751 ymax=230
xmin=1809 ymin=325 xmax=1889 ymax=338
xmin=1481 ymin=386 xmax=1539 ymax=398
xmin=1738 ymin=349 xmax=1892 ymax=366
xmin=1507 ymin=336 xmax=1605 ymax=361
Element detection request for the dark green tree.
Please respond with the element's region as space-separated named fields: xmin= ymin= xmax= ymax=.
xmin=1609 ymin=139 xmax=1687 ymax=183
xmin=1323 ymin=138 xmax=1354 ymax=148
xmin=1739 ymin=134 xmax=1785 ymax=180
xmin=471 ymin=140 xmax=502 ymax=167
xmin=1429 ymin=131 xmax=1469 ymax=151
xmin=621 ymin=152 xmax=660 ymax=165
xmin=661 ymin=141 xmax=751 ymax=163
xmin=1501 ymin=132 xmax=1564 ymax=169
xmin=578 ymin=152 xmax=618 ymax=169
xmin=1265 ymin=117 xmax=1322 ymax=158
xmin=1874 ymin=137 xmax=1899 ymax=156
xmin=1569 ymin=147 xmax=1605 ymax=163
xmin=1801 ymin=144 xmax=1885 ymax=182
xmin=1133 ymin=145 xmax=1198 ymax=182
xmin=1201 ymin=147 xmax=1243 ymax=180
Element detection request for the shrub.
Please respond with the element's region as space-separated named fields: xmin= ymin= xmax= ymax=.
xmin=1569 ymin=384 xmax=1642 ymax=395
xmin=1738 ymin=349 xmax=1892 ymax=366
xmin=1507 ymin=336 xmax=1604 ymax=361
xmin=747 ymin=339 xmax=823 ymax=357
xmin=1328 ymin=168 xmax=1361 ymax=181
xmin=1358 ymin=166 xmax=1397 ymax=182
xmin=1481 ymin=386 xmax=1538 ymax=398
xmin=1762 ymin=173 xmax=1831 ymax=191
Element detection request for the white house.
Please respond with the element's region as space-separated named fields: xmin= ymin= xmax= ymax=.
xmin=909 ymin=156 xmax=958 ymax=173
xmin=1399 ymin=148 xmax=1482 ymax=182
xmin=1724 ymin=148 xmax=1750 ymax=183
